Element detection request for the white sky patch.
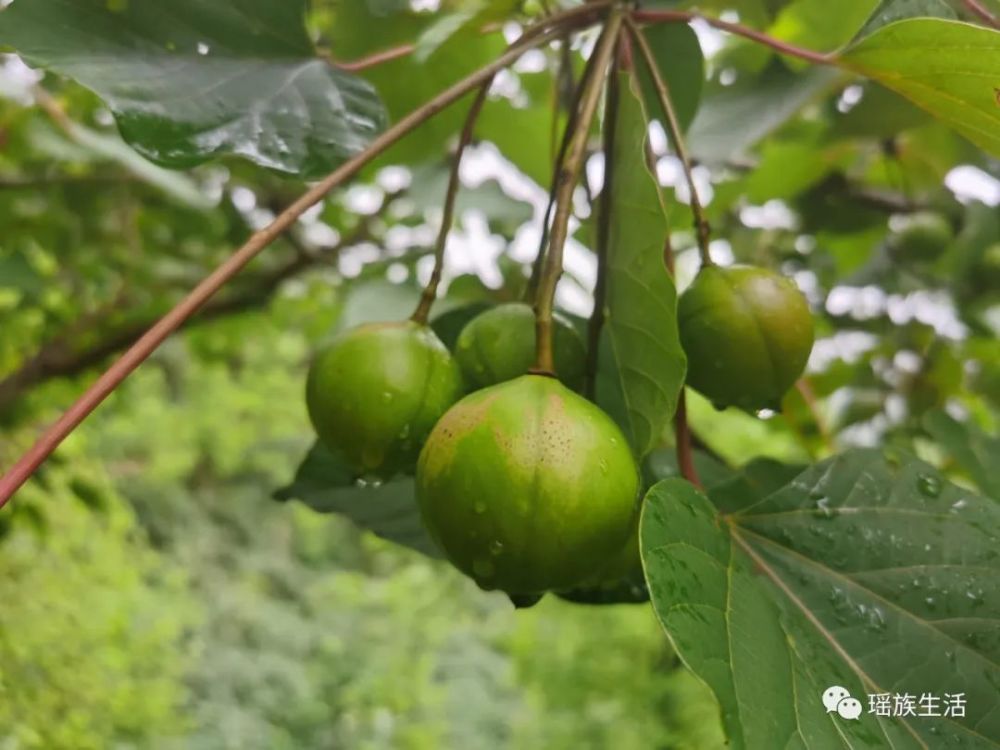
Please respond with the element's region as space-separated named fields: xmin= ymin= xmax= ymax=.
xmin=945 ymin=165 xmax=1000 ymax=206
xmin=837 ymin=84 xmax=864 ymax=114
xmin=690 ymin=19 xmax=725 ymax=59
xmin=740 ymin=200 xmax=797 ymax=230
xmin=0 ymin=55 xmax=42 ymax=104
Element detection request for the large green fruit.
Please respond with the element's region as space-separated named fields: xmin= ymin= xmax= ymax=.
xmin=306 ymin=321 xmax=463 ymax=476
xmin=679 ymin=265 xmax=814 ymax=412
xmin=454 ymin=303 xmax=586 ymax=390
xmin=889 ymin=212 xmax=953 ymax=261
xmin=416 ymin=375 xmax=638 ymax=594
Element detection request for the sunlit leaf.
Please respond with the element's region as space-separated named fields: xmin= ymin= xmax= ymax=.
xmin=841 ymin=18 xmax=1000 ymax=157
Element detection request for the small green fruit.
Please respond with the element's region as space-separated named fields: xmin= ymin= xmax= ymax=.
xmin=454 ymin=303 xmax=586 ymax=390
xmin=416 ymin=375 xmax=638 ymax=594
xmin=306 ymin=321 xmax=463 ymax=476
xmin=889 ymin=212 xmax=952 ymax=260
xmin=679 ymin=265 xmax=814 ymax=412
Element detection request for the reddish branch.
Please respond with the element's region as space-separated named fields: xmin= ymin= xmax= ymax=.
xmin=962 ymin=0 xmax=1000 ymax=28
xmin=0 ymin=9 xmax=599 ymax=505
xmin=632 ymin=9 xmax=834 ymax=66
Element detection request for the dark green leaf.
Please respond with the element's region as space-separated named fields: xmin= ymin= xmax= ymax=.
xmin=635 ymin=23 xmax=705 ymax=132
xmin=924 ymin=410 xmax=1000 ymax=499
xmin=596 ymin=73 xmax=686 ymax=458
xmin=1 ymin=0 xmax=386 ymax=177
xmin=855 ymin=0 xmax=958 ymax=41
xmin=274 ymin=441 xmax=441 ymax=558
xmin=643 ymin=450 xmax=1000 ymax=748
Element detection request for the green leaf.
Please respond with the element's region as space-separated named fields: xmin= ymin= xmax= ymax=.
xmin=831 ymin=83 xmax=931 ymax=139
xmin=854 ymin=0 xmax=958 ymax=41
xmin=635 ymin=24 xmax=705 ymax=132
xmin=596 ymin=74 xmax=686 ymax=459
xmin=413 ymin=0 xmax=520 ymax=63
xmin=841 ymin=19 xmax=1000 ymax=157
xmin=328 ymin=0 xmax=506 ymax=168
xmin=642 ymin=450 xmax=1000 ymax=748
xmin=924 ymin=410 xmax=1000 ymax=499
xmin=274 ymin=441 xmax=441 ymax=558
xmin=769 ymin=0 xmax=881 ymax=51
xmin=687 ymin=63 xmax=842 ymax=164
xmin=0 ymin=0 xmax=386 ymax=177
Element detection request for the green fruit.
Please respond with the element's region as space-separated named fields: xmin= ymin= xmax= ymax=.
xmin=416 ymin=375 xmax=638 ymax=594
xmin=306 ymin=321 xmax=463 ymax=476
xmin=578 ymin=520 xmax=641 ymax=588
xmin=889 ymin=212 xmax=952 ymax=260
xmin=454 ymin=303 xmax=586 ymax=390
xmin=679 ymin=265 xmax=814 ymax=412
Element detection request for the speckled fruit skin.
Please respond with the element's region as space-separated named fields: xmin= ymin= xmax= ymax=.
xmin=416 ymin=375 xmax=638 ymax=594
xmin=889 ymin=212 xmax=952 ymax=260
xmin=679 ymin=265 xmax=814 ymax=412
xmin=454 ymin=303 xmax=586 ymax=390
xmin=306 ymin=321 xmax=463 ymax=476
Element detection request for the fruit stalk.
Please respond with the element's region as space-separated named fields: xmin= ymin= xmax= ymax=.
xmin=584 ymin=54 xmax=621 ymax=399
xmin=411 ymin=81 xmax=492 ymax=324
xmin=625 ymin=16 xmax=713 ymax=267
xmin=0 ymin=10 xmax=599 ymax=506
xmin=533 ymin=10 xmax=623 ymax=375
xmin=526 ymin=31 xmax=603 ymax=302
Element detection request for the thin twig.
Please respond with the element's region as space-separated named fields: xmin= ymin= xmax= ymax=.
xmin=0 ymin=12 xmax=596 ymax=506
xmin=631 ymin=9 xmax=834 ymax=66
xmin=533 ymin=12 xmax=623 ymax=375
xmin=962 ymin=0 xmax=1000 ymax=28
xmin=626 ymin=16 xmax=713 ymax=267
xmin=332 ymin=0 xmax=614 ymax=71
xmin=411 ymin=82 xmax=492 ymax=323
xmin=584 ymin=58 xmax=620 ymax=399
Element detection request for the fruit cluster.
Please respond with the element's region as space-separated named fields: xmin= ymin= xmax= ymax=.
xmin=306 ymin=267 xmax=813 ymax=596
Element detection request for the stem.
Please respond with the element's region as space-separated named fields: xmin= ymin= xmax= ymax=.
xmin=584 ymin=61 xmax=620 ymax=399
xmin=675 ymin=390 xmax=701 ymax=489
xmin=625 ymin=16 xmax=713 ymax=267
xmin=631 ymin=9 xmax=833 ymax=66
xmin=533 ymin=11 xmax=623 ymax=375
xmin=0 ymin=15 xmax=592 ymax=507
xmin=411 ymin=82 xmax=491 ymax=324
xmin=526 ymin=33 xmax=602 ymax=301
xmin=962 ymin=0 xmax=1000 ymax=28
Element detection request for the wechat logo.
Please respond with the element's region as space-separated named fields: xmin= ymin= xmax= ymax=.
xmin=823 ymin=686 xmax=862 ymax=720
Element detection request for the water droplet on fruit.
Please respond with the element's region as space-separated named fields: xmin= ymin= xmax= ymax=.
xmin=917 ymin=473 xmax=942 ymax=498
xmin=381 ymin=391 xmax=394 ymax=403
xmin=472 ymin=558 xmax=495 ymax=579
xmin=474 ymin=501 xmax=487 ymax=515
xmin=489 ymin=540 xmax=504 ymax=556
xmin=599 ymin=459 xmax=609 ymax=475
xmin=398 ymin=424 xmax=411 ymax=439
